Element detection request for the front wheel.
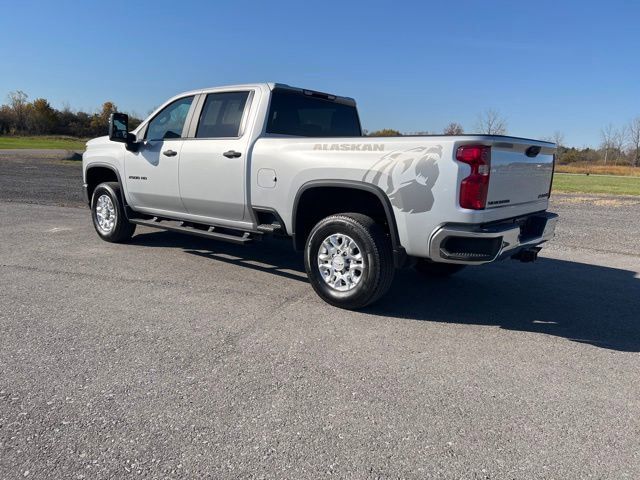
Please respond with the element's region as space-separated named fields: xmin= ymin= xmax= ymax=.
xmin=304 ymin=213 xmax=395 ymax=310
xmin=91 ymin=182 xmax=136 ymax=243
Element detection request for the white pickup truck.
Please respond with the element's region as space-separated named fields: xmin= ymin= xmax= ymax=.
xmin=83 ymin=83 xmax=558 ymax=309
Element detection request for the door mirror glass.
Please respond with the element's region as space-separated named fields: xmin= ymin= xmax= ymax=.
xmin=109 ymin=113 xmax=129 ymax=143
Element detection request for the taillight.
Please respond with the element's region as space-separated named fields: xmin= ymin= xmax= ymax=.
xmin=457 ymin=145 xmax=491 ymax=210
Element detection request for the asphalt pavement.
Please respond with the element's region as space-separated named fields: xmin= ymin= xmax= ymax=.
xmin=1 ymin=156 xmax=639 ymax=479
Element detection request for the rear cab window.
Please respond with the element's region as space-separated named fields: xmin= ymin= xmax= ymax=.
xmin=266 ymin=89 xmax=361 ymax=137
xmin=196 ymin=91 xmax=250 ymax=138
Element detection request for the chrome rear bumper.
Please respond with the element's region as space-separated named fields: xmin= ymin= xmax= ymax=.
xmin=428 ymin=212 xmax=558 ymax=265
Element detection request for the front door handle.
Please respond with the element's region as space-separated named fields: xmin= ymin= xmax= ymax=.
xmin=163 ymin=149 xmax=177 ymax=157
xmin=223 ymin=150 xmax=242 ymax=158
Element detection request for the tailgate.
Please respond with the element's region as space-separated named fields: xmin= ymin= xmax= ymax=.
xmin=486 ymin=140 xmax=555 ymax=208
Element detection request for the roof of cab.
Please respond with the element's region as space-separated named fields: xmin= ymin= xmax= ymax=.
xmin=178 ymin=83 xmax=357 ymax=106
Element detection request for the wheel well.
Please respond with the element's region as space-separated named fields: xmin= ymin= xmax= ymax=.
xmin=293 ymin=186 xmax=395 ymax=251
xmin=86 ymin=167 xmax=119 ymax=202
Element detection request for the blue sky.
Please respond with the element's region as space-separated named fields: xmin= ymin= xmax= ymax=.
xmin=1 ymin=0 xmax=638 ymax=146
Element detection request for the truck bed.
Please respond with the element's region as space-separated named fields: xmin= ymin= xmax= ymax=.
xmin=250 ymin=134 xmax=555 ymax=258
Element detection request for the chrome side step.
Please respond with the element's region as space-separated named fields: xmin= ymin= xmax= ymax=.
xmin=256 ymin=223 xmax=282 ymax=233
xmin=130 ymin=218 xmax=254 ymax=245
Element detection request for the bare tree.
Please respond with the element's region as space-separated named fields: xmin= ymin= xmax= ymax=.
xmin=628 ymin=117 xmax=640 ymax=167
xmin=475 ymin=109 xmax=507 ymax=135
xmin=612 ymin=126 xmax=628 ymax=165
xmin=600 ymin=124 xmax=628 ymax=165
xmin=7 ymin=90 xmax=29 ymax=132
xmin=548 ymin=131 xmax=565 ymax=162
xmin=552 ymin=131 xmax=564 ymax=148
xmin=600 ymin=124 xmax=615 ymax=164
xmin=443 ymin=122 xmax=464 ymax=135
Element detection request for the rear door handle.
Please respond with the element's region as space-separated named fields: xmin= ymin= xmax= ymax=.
xmin=223 ymin=150 xmax=242 ymax=158
xmin=163 ymin=149 xmax=177 ymax=157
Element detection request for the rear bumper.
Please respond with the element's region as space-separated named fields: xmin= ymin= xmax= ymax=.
xmin=428 ymin=212 xmax=558 ymax=265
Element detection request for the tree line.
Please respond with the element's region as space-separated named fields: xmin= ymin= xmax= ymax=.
xmin=364 ymin=111 xmax=506 ymax=137
xmin=367 ymin=109 xmax=640 ymax=167
xmin=1 ymin=91 xmax=638 ymax=166
xmin=0 ymin=90 xmax=142 ymax=138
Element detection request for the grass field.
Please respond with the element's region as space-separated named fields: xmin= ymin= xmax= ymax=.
xmin=553 ymin=173 xmax=640 ymax=196
xmin=556 ymin=163 xmax=640 ymax=176
xmin=0 ymin=136 xmax=87 ymax=150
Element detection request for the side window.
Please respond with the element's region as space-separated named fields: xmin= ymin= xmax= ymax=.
xmin=146 ymin=96 xmax=194 ymax=140
xmin=196 ymin=91 xmax=250 ymax=138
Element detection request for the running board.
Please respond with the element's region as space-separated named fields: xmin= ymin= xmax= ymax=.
xmin=256 ymin=223 xmax=282 ymax=233
xmin=130 ymin=218 xmax=254 ymax=245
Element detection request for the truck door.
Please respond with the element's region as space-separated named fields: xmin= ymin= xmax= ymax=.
xmin=178 ymin=90 xmax=253 ymax=224
xmin=124 ymin=95 xmax=195 ymax=214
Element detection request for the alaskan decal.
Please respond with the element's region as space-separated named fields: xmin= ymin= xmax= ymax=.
xmin=362 ymin=145 xmax=442 ymax=213
xmin=313 ymin=143 xmax=385 ymax=152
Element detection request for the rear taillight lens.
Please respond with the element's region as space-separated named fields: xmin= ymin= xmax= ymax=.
xmin=457 ymin=145 xmax=491 ymax=210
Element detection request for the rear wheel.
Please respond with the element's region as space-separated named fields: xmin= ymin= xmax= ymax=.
xmin=91 ymin=182 xmax=136 ymax=243
xmin=414 ymin=259 xmax=466 ymax=277
xmin=304 ymin=213 xmax=395 ymax=309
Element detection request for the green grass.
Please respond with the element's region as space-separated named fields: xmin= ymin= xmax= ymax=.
xmin=553 ymin=173 xmax=640 ymax=196
xmin=0 ymin=136 xmax=86 ymax=150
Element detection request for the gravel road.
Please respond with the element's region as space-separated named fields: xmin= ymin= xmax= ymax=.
xmin=1 ymin=156 xmax=639 ymax=479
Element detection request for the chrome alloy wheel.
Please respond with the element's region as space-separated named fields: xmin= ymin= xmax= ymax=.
xmin=95 ymin=194 xmax=117 ymax=234
xmin=317 ymin=233 xmax=366 ymax=291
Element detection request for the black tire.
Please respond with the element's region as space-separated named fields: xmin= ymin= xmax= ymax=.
xmin=414 ymin=259 xmax=466 ymax=277
xmin=304 ymin=213 xmax=395 ymax=309
xmin=91 ymin=182 xmax=136 ymax=243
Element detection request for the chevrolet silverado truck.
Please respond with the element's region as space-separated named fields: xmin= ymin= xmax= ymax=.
xmin=82 ymin=83 xmax=558 ymax=309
